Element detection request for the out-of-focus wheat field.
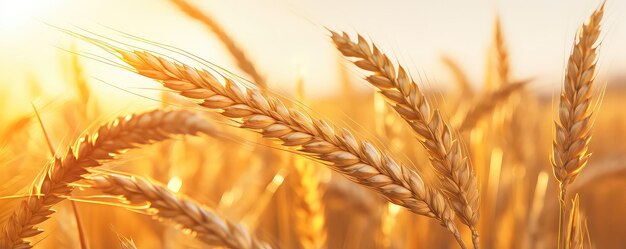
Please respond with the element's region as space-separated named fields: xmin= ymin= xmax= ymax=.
xmin=1 ymin=0 xmax=626 ymax=248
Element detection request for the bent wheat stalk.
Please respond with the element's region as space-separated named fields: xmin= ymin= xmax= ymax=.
xmin=89 ymin=173 xmax=272 ymax=249
xmin=105 ymin=46 xmax=467 ymax=248
xmin=170 ymin=0 xmax=266 ymax=88
xmin=331 ymin=31 xmax=480 ymax=248
xmin=551 ymin=3 xmax=604 ymax=248
xmin=0 ymin=109 xmax=215 ymax=248
xmin=459 ymin=80 xmax=528 ymax=131
xmin=441 ymin=55 xmax=473 ymax=97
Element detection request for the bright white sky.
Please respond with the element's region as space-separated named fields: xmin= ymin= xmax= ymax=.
xmin=1 ymin=0 xmax=625 ymax=113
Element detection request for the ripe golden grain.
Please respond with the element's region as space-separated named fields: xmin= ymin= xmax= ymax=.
xmin=0 ymin=109 xmax=215 ymax=248
xmin=106 ymin=47 xmax=467 ymax=248
xmin=90 ymin=173 xmax=273 ymax=249
xmin=331 ymin=30 xmax=480 ymax=248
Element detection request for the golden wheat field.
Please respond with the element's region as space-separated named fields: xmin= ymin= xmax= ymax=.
xmin=1 ymin=0 xmax=626 ymax=248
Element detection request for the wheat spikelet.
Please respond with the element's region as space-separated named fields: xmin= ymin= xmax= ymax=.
xmin=117 ymin=233 xmax=139 ymax=249
xmin=330 ymin=30 xmax=480 ymax=247
xmin=564 ymin=194 xmax=583 ymax=249
xmin=0 ymin=109 xmax=215 ymax=248
xmin=459 ymin=80 xmax=528 ymax=131
xmin=493 ymin=17 xmax=510 ymax=86
xmin=289 ymin=158 xmax=326 ymax=249
xmin=170 ymin=0 xmax=266 ymax=88
xmin=89 ymin=173 xmax=272 ymax=249
xmin=552 ymin=1 xmax=604 ymax=194
xmin=105 ymin=47 xmax=468 ymax=248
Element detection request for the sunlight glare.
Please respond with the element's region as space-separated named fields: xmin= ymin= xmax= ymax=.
xmin=166 ymin=176 xmax=183 ymax=193
xmin=0 ymin=0 xmax=52 ymax=30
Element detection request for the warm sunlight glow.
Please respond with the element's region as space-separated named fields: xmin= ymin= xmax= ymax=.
xmin=387 ymin=203 xmax=402 ymax=217
xmin=0 ymin=0 xmax=52 ymax=30
xmin=166 ymin=176 xmax=183 ymax=193
xmin=1 ymin=1 xmax=625 ymax=248
xmin=266 ymin=170 xmax=287 ymax=194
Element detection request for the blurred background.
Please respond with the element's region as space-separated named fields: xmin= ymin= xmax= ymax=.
xmin=1 ymin=0 xmax=626 ymax=248
xmin=2 ymin=0 xmax=626 ymax=106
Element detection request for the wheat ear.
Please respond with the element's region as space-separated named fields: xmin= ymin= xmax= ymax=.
xmin=89 ymin=173 xmax=272 ymax=249
xmin=331 ymin=31 xmax=480 ymax=247
xmin=0 ymin=109 xmax=215 ymax=248
xmin=494 ymin=17 xmax=510 ymax=86
xmin=552 ymin=1 xmax=603 ymax=197
xmin=289 ymin=158 xmax=326 ymax=249
xmin=170 ymin=0 xmax=265 ymax=88
xmin=106 ymin=47 xmax=467 ymax=248
xmin=459 ymin=80 xmax=528 ymax=131
xmin=552 ymin=3 xmax=604 ymax=248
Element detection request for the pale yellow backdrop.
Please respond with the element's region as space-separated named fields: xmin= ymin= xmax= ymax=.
xmin=1 ymin=0 xmax=625 ymax=114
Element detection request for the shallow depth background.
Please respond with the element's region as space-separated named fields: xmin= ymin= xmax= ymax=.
xmin=1 ymin=0 xmax=626 ymax=248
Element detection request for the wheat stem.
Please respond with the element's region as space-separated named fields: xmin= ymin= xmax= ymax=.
xmin=69 ymin=201 xmax=88 ymax=249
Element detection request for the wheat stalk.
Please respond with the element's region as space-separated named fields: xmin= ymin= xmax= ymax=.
xmin=101 ymin=46 xmax=468 ymax=248
xmin=0 ymin=109 xmax=215 ymax=248
xmin=170 ymin=0 xmax=266 ymax=88
xmin=441 ymin=55 xmax=473 ymax=97
xmin=330 ymin=30 xmax=480 ymax=248
xmin=552 ymin=3 xmax=604 ymax=248
xmin=89 ymin=173 xmax=272 ymax=249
